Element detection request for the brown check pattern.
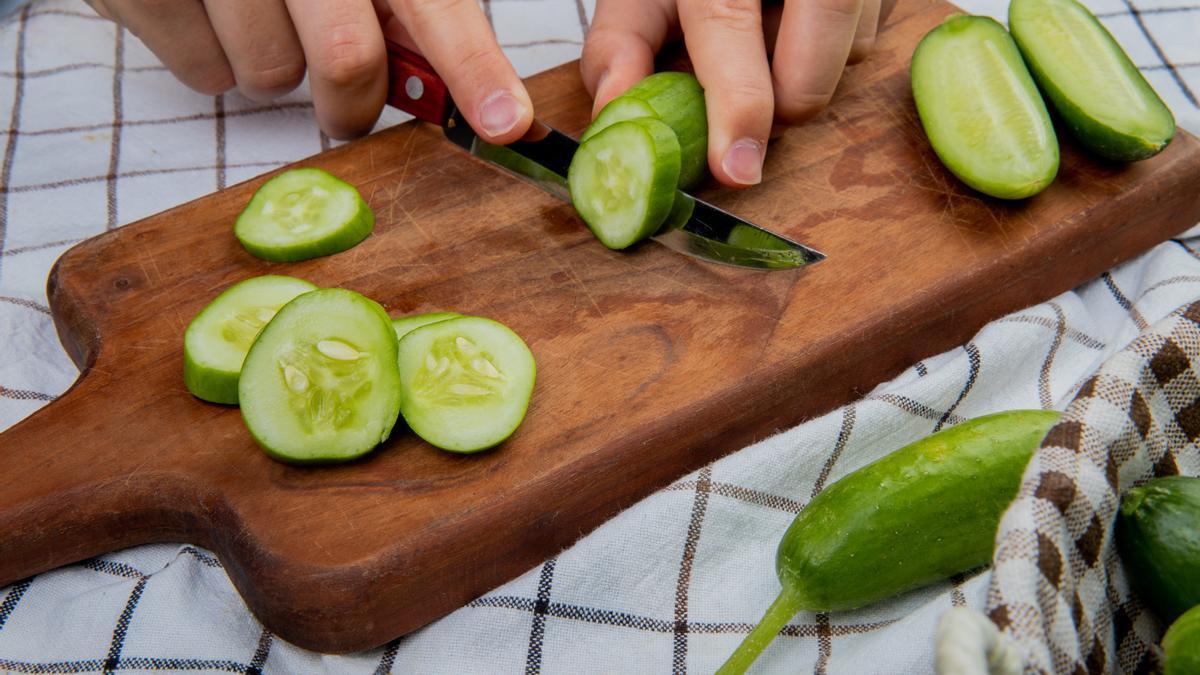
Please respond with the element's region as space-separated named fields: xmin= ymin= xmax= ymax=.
xmin=0 ymin=0 xmax=1196 ymax=672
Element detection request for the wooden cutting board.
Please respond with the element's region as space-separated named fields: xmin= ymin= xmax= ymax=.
xmin=3 ymin=0 xmax=1199 ymax=654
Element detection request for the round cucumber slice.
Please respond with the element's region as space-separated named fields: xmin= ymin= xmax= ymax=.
xmin=397 ymin=316 xmax=535 ymax=453
xmin=239 ymin=288 xmax=401 ymax=464
xmin=235 ymin=168 xmax=375 ymax=262
xmin=183 ymin=274 xmax=317 ymax=404
xmin=911 ymin=16 xmax=1059 ymax=199
xmin=392 ymin=312 xmax=462 ymax=341
xmin=568 ymin=118 xmax=681 ymax=249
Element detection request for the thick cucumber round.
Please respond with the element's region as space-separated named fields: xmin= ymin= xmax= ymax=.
xmin=718 ymin=409 xmax=1061 ymax=675
xmin=911 ymin=16 xmax=1059 ymax=199
xmin=235 ymin=168 xmax=374 ymax=262
xmin=183 ymin=275 xmax=317 ymax=404
xmin=1116 ymin=476 xmax=1200 ymax=623
xmin=582 ymin=72 xmax=708 ymax=188
xmin=568 ymin=118 xmax=681 ymax=250
xmin=397 ymin=316 xmax=535 ymax=453
xmin=392 ymin=312 xmax=462 ymax=341
xmin=1010 ymin=0 xmax=1174 ymax=161
xmin=1164 ymin=605 xmax=1200 ymax=675
xmin=239 ymin=288 xmax=401 ymax=464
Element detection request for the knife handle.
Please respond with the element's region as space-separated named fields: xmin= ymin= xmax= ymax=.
xmin=384 ymin=39 xmax=454 ymax=126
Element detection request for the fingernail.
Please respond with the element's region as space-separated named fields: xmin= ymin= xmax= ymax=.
xmin=479 ymin=89 xmax=524 ymax=138
xmin=722 ymin=138 xmax=764 ymax=186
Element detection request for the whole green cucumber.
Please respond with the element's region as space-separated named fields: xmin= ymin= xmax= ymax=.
xmin=1116 ymin=476 xmax=1200 ymax=623
xmin=718 ymin=409 xmax=1061 ymax=674
xmin=582 ymin=72 xmax=708 ymax=188
xmin=1009 ymin=0 xmax=1175 ymax=161
xmin=1164 ymin=604 xmax=1200 ymax=675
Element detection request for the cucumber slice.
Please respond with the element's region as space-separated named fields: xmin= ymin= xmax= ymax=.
xmin=1009 ymin=0 xmax=1174 ymax=161
xmin=235 ymin=168 xmax=375 ymax=262
xmin=397 ymin=316 xmax=535 ymax=453
xmin=239 ymin=288 xmax=401 ymax=464
xmin=568 ymin=118 xmax=681 ymax=249
xmin=392 ymin=312 xmax=462 ymax=341
xmin=582 ymin=72 xmax=708 ymax=188
xmin=911 ymin=16 xmax=1059 ymax=199
xmin=183 ymin=275 xmax=317 ymax=404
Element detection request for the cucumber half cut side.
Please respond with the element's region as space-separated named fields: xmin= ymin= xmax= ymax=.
xmin=183 ymin=274 xmax=318 ymax=404
xmin=398 ymin=316 xmax=536 ymax=453
xmin=239 ymin=288 xmax=402 ymax=464
xmin=235 ymin=168 xmax=375 ymax=262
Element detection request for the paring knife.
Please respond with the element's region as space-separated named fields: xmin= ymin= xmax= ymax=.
xmin=383 ymin=41 xmax=824 ymax=271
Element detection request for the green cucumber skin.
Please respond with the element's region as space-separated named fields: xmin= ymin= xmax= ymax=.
xmin=583 ymin=72 xmax=708 ymax=188
xmin=392 ymin=312 xmax=462 ymax=340
xmin=235 ymin=169 xmax=375 ymax=263
xmin=911 ymin=16 xmax=1059 ymax=200
xmin=1009 ymin=0 xmax=1175 ymax=161
xmin=776 ymin=409 xmax=1061 ymax=611
xmin=1116 ymin=476 xmax=1200 ymax=623
xmin=1164 ymin=605 xmax=1200 ymax=675
xmin=183 ymin=349 xmax=239 ymax=405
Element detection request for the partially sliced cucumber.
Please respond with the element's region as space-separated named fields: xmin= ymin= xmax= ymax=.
xmin=397 ymin=317 xmax=535 ymax=453
xmin=911 ymin=16 xmax=1059 ymax=199
xmin=239 ymin=288 xmax=401 ymax=463
xmin=1009 ymin=0 xmax=1174 ymax=161
xmin=183 ymin=275 xmax=317 ymax=404
xmin=392 ymin=312 xmax=462 ymax=341
xmin=568 ymin=118 xmax=681 ymax=249
xmin=235 ymin=168 xmax=374 ymax=262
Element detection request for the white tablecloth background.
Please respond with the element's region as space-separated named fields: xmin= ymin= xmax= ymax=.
xmin=0 ymin=0 xmax=1197 ymax=672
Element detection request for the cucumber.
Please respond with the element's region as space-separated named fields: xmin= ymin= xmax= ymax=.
xmin=1164 ymin=605 xmax=1200 ymax=675
xmin=238 ymin=288 xmax=401 ymax=464
xmin=718 ymin=409 xmax=1062 ymax=674
xmin=1116 ymin=476 xmax=1200 ymax=623
xmin=582 ymin=72 xmax=708 ymax=188
xmin=235 ymin=168 xmax=374 ymax=262
xmin=1009 ymin=0 xmax=1175 ymax=161
xmin=183 ymin=275 xmax=317 ymax=404
xmin=568 ymin=117 xmax=682 ymax=249
xmin=911 ymin=16 xmax=1059 ymax=199
xmin=392 ymin=312 xmax=462 ymax=340
xmin=397 ymin=316 xmax=535 ymax=453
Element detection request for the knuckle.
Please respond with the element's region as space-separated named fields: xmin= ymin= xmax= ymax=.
xmin=774 ymin=90 xmax=832 ymax=124
xmin=314 ymin=33 xmax=379 ymax=88
xmin=453 ymin=45 xmax=500 ymax=78
xmin=814 ymin=0 xmax=863 ymax=21
xmin=698 ymin=0 xmax=762 ymax=30
xmin=185 ymin=67 xmax=235 ymax=96
xmin=241 ymin=58 xmax=306 ymax=97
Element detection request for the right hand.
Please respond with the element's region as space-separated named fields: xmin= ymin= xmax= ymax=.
xmin=84 ymin=0 xmax=533 ymax=143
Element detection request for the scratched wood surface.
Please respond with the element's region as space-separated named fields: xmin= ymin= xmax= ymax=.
xmin=2 ymin=0 xmax=1200 ymax=654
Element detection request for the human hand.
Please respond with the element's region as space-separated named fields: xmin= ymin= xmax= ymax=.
xmin=581 ymin=0 xmax=897 ymax=187
xmin=84 ymin=0 xmax=533 ymax=142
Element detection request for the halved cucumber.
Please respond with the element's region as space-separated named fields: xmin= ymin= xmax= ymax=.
xmin=183 ymin=275 xmax=317 ymax=404
xmin=235 ymin=168 xmax=374 ymax=262
xmin=392 ymin=312 xmax=462 ymax=341
xmin=1009 ymin=0 xmax=1175 ymax=161
xmin=582 ymin=72 xmax=708 ymax=188
xmin=397 ymin=316 xmax=535 ymax=453
xmin=239 ymin=288 xmax=401 ymax=464
xmin=568 ymin=117 xmax=681 ymax=249
xmin=911 ymin=16 xmax=1059 ymax=199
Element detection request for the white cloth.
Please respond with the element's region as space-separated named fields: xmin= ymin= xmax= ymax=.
xmin=1 ymin=0 xmax=1198 ymax=672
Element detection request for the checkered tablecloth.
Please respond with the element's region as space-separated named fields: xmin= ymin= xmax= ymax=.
xmin=0 ymin=0 xmax=1197 ymax=673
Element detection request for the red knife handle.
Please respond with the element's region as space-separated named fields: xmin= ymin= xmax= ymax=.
xmin=385 ymin=39 xmax=454 ymax=126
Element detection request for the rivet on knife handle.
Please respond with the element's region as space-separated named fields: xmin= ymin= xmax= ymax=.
xmin=384 ymin=39 xmax=454 ymax=126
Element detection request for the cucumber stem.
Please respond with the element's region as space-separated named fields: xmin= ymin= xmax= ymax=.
xmin=717 ymin=583 xmax=806 ymax=675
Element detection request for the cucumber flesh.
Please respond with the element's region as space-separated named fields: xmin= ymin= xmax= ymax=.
xmin=1164 ymin=605 xmax=1200 ymax=675
xmin=911 ymin=16 xmax=1059 ymax=199
xmin=238 ymin=288 xmax=401 ymax=464
xmin=392 ymin=312 xmax=462 ymax=341
xmin=397 ymin=316 xmax=535 ymax=453
xmin=1009 ymin=0 xmax=1174 ymax=161
xmin=183 ymin=275 xmax=317 ymax=404
xmin=235 ymin=168 xmax=374 ymax=262
xmin=568 ymin=118 xmax=681 ymax=249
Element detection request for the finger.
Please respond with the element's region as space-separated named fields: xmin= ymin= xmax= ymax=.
xmin=104 ymin=0 xmax=234 ymax=95
xmin=847 ymin=0 xmax=882 ymax=63
xmin=580 ymin=0 xmax=673 ymax=117
xmin=771 ymin=0 xmax=864 ymax=124
xmin=392 ymin=0 xmax=532 ymax=144
xmin=678 ymin=0 xmax=773 ymax=187
xmin=204 ymin=0 xmax=305 ymax=101
xmin=879 ymin=0 xmax=900 ymax=28
xmin=285 ymin=0 xmax=387 ymax=139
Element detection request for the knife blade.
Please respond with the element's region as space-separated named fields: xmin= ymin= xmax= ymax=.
xmin=384 ymin=41 xmax=825 ymax=271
